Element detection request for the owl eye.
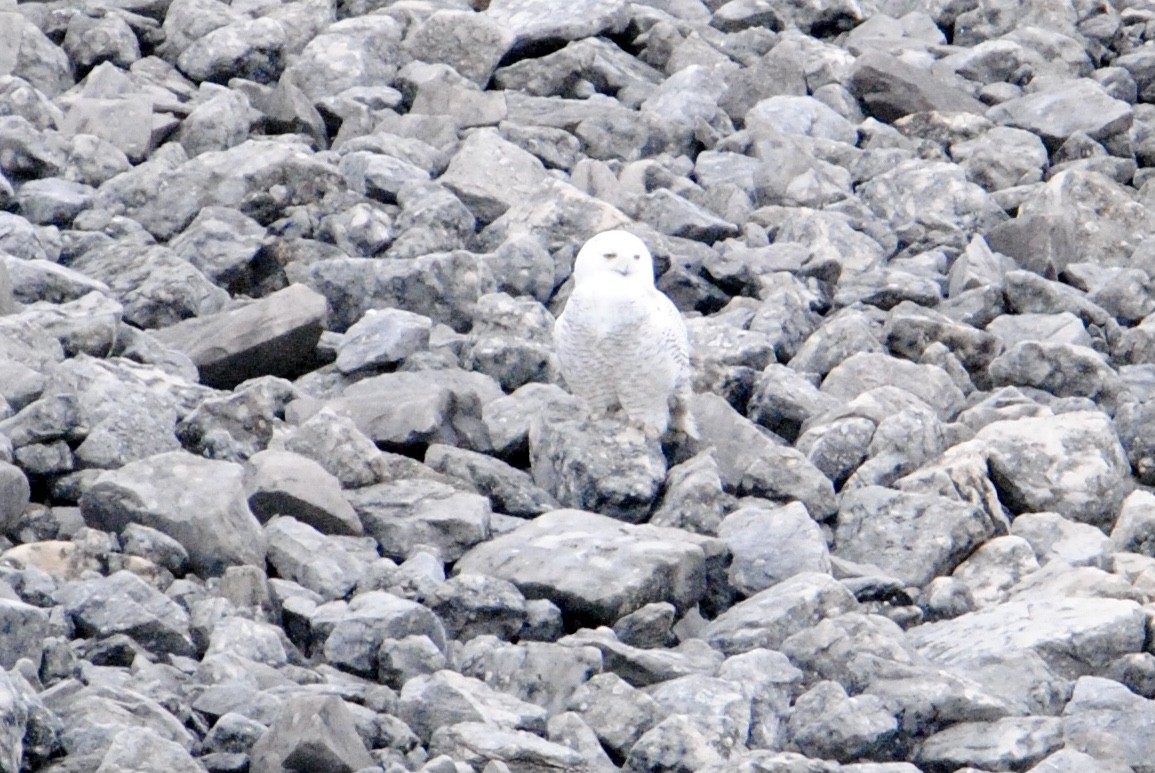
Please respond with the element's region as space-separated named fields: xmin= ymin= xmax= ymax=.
xmin=603 ymin=252 xmax=616 ymax=260
xmin=633 ymin=254 xmax=641 ymax=261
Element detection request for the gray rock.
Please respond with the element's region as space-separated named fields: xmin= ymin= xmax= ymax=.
xmin=1011 ymin=511 xmax=1112 ymax=569
xmin=560 ymin=627 xmax=723 ymax=687
xmin=167 ymin=207 xmax=265 ymax=292
xmin=62 ymin=96 xmax=154 ymax=163
xmin=300 ymin=250 xmax=492 ymax=333
xmin=625 ymin=713 xmax=728 ymax=773
xmin=64 ymin=132 xmax=132 ymax=187
xmin=153 ymin=284 xmax=326 ymax=390
xmin=547 ymin=711 xmax=617 ymax=769
xmin=176 ymin=87 xmax=253 ymax=158
xmin=528 ymin=403 xmax=667 ymax=524
xmin=245 ymin=449 xmax=361 ymax=536
xmin=566 ymin=672 xmax=664 ymax=759
xmin=54 ymin=570 xmax=195 ymax=656
xmin=1060 ymin=675 xmax=1155 ymax=772
xmin=787 ymin=680 xmax=898 ymax=763
xmin=909 ymin=595 xmax=1145 ymax=678
xmin=692 ymin=393 xmax=837 ymax=520
xmin=951 ymin=126 xmax=1049 ymax=191
xmin=718 ymin=502 xmax=831 ymax=595
xmin=915 ymin=717 xmax=1063 ymax=772
xmin=323 ymin=590 xmax=447 ymax=678
xmin=265 ymin=516 xmax=367 ymax=601
xmin=440 ymin=128 xmax=551 ymax=225
xmin=177 ymin=17 xmax=286 ymax=84
xmin=834 ymin=485 xmax=1000 ymax=587
xmin=988 ymin=342 xmax=1121 ymax=410
xmin=70 ymin=242 xmax=229 ymax=330
xmin=337 ymin=150 xmax=430 ymax=204
xmin=460 ymin=638 xmax=602 ymax=717
xmin=387 ymin=181 xmax=476 ymax=261
xmin=377 ymin=634 xmax=446 ymax=690
xmin=821 ymin=352 xmax=966 ymax=421
xmin=0 ymin=597 xmax=48 ymax=669
xmin=398 ymin=669 xmax=548 ymax=743
xmin=80 ymin=450 xmax=266 ymax=577
xmin=951 ymin=535 xmax=1041 ymax=607
xmin=0 ymin=460 xmax=30 ymax=534
xmin=16 ymin=177 xmax=94 ymax=226
xmin=425 ymin=443 xmax=557 ymax=518
xmin=484 ymin=0 xmax=629 ymax=59
xmin=202 ymin=712 xmax=267 ymax=755
xmin=848 ymin=51 xmax=987 ymax=122
xmin=426 ymin=573 xmax=526 ymax=642
xmin=976 ymin=411 xmax=1131 ymax=528
xmin=612 ymin=601 xmax=676 ymax=650
xmin=1026 ymin=748 xmax=1134 ymax=773
xmin=455 ymin=509 xmax=721 ymax=628
xmin=650 ymin=451 xmax=731 ymax=536
xmin=121 ymin=522 xmax=190 ymax=577
xmin=429 ymin=722 xmax=589 ymax=772
xmin=1110 ymin=489 xmax=1155 ymax=556
xmin=15 ymin=291 xmax=121 ymax=358
xmin=249 ymin=694 xmax=373 ymax=773
xmin=403 ymin=10 xmax=512 ymax=87
xmin=178 ymin=376 xmax=297 ymax=462
xmin=282 ymin=407 xmax=389 ymax=489
xmin=989 ymin=78 xmax=1132 ymax=148
xmin=42 ymin=680 xmax=192 ymax=758
xmin=335 ymin=308 xmax=432 ymax=374
xmin=347 ymin=478 xmax=491 ymax=562
xmin=704 ymin=572 xmax=860 ymax=656
xmin=204 ymin=616 xmax=290 ymax=667
xmin=2 ymin=254 xmax=110 ymax=305
xmin=91 ymin=726 xmax=203 ymax=773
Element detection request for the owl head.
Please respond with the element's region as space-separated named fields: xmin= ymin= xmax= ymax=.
xmin=572 ymin=230 xmax=656 ymax=288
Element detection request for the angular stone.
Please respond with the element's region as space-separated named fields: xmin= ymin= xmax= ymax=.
xmin=335 ymin=308 xmax=432 ymax=374
xmin=80 ymin=451 xmax=265 ymax=577
xmin=265 ymin=516 xmax=367 ymax=601
xmin=403 ymin=10 xmax=513 ymax=87
xmin=719 ymin=502 xmax=831 ymax=595
xmin=54 ymin=570 xmax=195 ymax=657
xmin=347 ymin=478 xmax=491 ymax=562
xmin=988 ymin=79 xmax=1132 ymax=147
xmin=62 ymin=96 xmax=153 ymax=163
xmin=152 ymin=284 xmax=325 ymax=390
xmin=703 ymin=572 xmax=860 ymax=656
xmin=323 ymin=590 xmax=447 ymax=677
xmin=0 ymin=597 xmax=48 ymax=669
xmin=456 ymin=509 xmax=721 ymax=628
xmin=909 ymin=596 xmax=1146 ymax=678
xmin=848 ymin=52 xmax=987 ymax=122
xmin=0 ymin=461 xmax=30 ymax=534
xmin=821 ymin=352 xmax=966 ymax=421
xmin=425 ymin=443 xmax=557 ymax=518
xmin=167 ymin=207 xmax=265 ymax=291
xmin=398 ymin=670 xmax=548 ymax=743
xmin=439 ymin=128 xmax=550 ymax=225
xmin=834 ymin=486 xmax=1000 ymax=587
xmin=249 ymin=694 xmax=372 ymax=773
xmin=916 ymin=717 xmax=1064 ymax=772
xmin=245 ymin=450 xmax=361 ymax=536
xmin=484 ymin=0 xmax=629 ymax=59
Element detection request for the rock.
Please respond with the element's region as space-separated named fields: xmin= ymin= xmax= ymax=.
xmin=425 ymin=444 xmax=557 ymax=518
xmin=249 ymin=694 xmax=373 ymax=773
xmin=561 ymin=627 xmax=723 ymax=687
xmin=1010 ymin=511 xmax=1112 ymax=569
xmin=167 ymin=207 xmax=265 ymax=292
xmin=300 ymin=250 xmax=492 ymax=333
xmin=177 ymin=376 xmax=295 ymax=462
xmin=704 ymin=572 xmax=860 ymax=656
xmin=0 ymin=597 xmax=48 ymax=669
xmin=70 ymin=242 xmax=229 ymax=330
xmin=323 ymin=590 xmax=447 ymax=677
xmin=460 ymin=638 xmax=602 ymax=716
xmin=916 ymin=717 xmax=1064 ymax=772
xmin=80 ymin=450 xmax=266 ymax=577
xmin=528 ymin=404 xmax=667 ymax=524
xmin=909 ymin=596 xmax=1146 ymax=678
xmin=347 ymin=478 xmax=491 ymax=562
xmin=484 ymin=0 xmax=629 ymax=60
xmin=848 ymin=52 xmax=987 ymax=121
xmin=0 ymin=461 xmax=30 ymax=534
xmin=692 ymin=393 xmax=837 ymax=520
xmin=440 ymin=128 xmax=551 ymax=225
xmin=429 ymin=722 xmax=589 ymax=772
xmin=264 ymin=516 xmax=367 ymax=601
xmin=834 ymin=485 xmax=999 ymax=586
xmin=1061 ymin=675 xmax=1155 ymax=772
xmin=15 ymin=177 xmax=94 ymax=225
xmin=152 ymin=284 xmax=326 ymax=389
xmin=650 ymin=451 xmax=731 ymax=536
xmin=951 ymin=535 xmax=1041 ymax=607
xmin=788 ymin=681 xmax=898 ymax=763
xmin=335 ymin=308 xmax=432 ymax=374
xmin=455 ymin=509 xmax=722 ymax=628
xmin=426 ymin=573 xmax=527 ymax=642
xmin=988 ymin=79 xmax=1132 ymax=148
xmin=54 ymin=570 xmax=195 ymax=656
xmin=988 ymin=342 xmax=1122 ymax=410
xmin=92 ymin=726 xmax=203 ymax=773
xmin=398 ymin=669 xmax=548 ymax=743
xmin=821 ymin=352 xmax=966 ymax=421
xmin=718 ymin=502 xmax=831 ymax=595
xmin=62 ymin=96 xmax=154 ymax=164
xmin=974 ymin=411 xmax=1131 ymax=529
xmin=245 ymin=450 xmax=361 ymax=536
xmin=566 ymin=672 xmax=664 ymax=759
xmin=403 ymin=10 xmax=512 ymax=87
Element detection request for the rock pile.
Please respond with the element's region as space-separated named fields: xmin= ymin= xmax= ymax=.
xmin=3 ymin=0 xmax=1155 ymax=770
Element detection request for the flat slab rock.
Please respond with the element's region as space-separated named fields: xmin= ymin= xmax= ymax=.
xmin=908 ymin=596 xmax=1147 ymax=679
xmin=454 ymin=509 xmax=725 ymax=628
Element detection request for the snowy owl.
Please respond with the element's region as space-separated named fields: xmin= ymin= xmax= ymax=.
xmin=553 ymin=230 xmax=697 ymax=439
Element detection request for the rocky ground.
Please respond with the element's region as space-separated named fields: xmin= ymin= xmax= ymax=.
xmin=4 ymin=0 xmax=1155 ymax=771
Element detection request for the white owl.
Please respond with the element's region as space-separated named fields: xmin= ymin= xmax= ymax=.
xmin=554 ymin=230 xmax=697 ymax=439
